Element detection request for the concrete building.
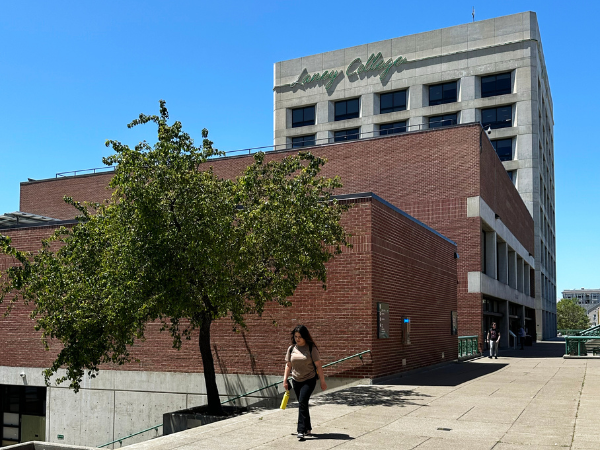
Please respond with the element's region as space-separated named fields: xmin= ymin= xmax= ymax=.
xmin=562 ymin=288 xmax=600 ymax=305
xmin=273 ymin=11 xmax=556 ymax=340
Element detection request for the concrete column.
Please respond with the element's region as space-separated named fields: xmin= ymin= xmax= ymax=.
xmin=524 ymin=263 xmax=531 ymax=296
xmin=461 ymin=76 xmax=475 ymax=101
xmin=408 ymin=116 xmax=426 ymax=132
xmin=517 ymin=256 xmax=524 ymax=293
xmin=316 ymin=130 xmax=330 ymax=145
xmin=409 ymin=84 xmax=425 ymax=110
xmin=499 ymin=300 xmax=510 ymax=348
xmin=360 ymin=94 xmax=376 ymax=137
xmin=508 ymin=249 xmax=517 ymax=289
xmin=316 ymin=101 xmax=329 ymax=126
xmin=521 ymin=305 xmax=526 ymax=328
xmin=497 ymin=241 xmax=508 ymax=284
xmin=461 ymin=108 xmax=476 ymax=124
xmin=485 ymin=231 xmax=497 ymax=279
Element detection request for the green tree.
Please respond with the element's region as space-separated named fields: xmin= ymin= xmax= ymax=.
xmin=0 ymin=101 xmax=349 ymax=414
xmin=557 ymin=298 xmax=590 ymax=330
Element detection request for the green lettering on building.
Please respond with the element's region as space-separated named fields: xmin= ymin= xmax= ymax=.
xmin=283 ymin=53 xmax=408 ymax=91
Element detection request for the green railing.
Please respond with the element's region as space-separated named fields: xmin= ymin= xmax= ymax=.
xmin=97 ymin=349 xmax=371 ymax=448
xmin=581 ymin=324 xmax=600 ymax=336
xmin=558 ymin=329 xmax=584 ymax=336
xmin=458 ymin=335 xmax=479 ymax=358
xmin=220 ymin=350 xmax=371 ymax=406
xmin=564 ymin=335 xmax=600 ymax=356
xmin=98 ymin=424 xmax=162 ymax=448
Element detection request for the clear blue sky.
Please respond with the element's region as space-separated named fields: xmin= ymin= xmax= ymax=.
xmin=0 ymin=1 xmax=597 ymax=300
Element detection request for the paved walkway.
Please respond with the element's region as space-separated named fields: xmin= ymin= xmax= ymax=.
xmin=124 ymin=341 xmax=600 ymax=449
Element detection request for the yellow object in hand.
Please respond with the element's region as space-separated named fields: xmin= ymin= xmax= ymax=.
xmin=280 ymin=390 xmax=290 ymax=410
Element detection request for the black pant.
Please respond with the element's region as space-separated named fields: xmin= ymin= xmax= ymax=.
xmin=291 ymin=375 xmax=317 ymax=433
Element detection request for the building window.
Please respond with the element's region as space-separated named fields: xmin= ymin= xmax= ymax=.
xmin=482 ymin=72 xmax=511 ymax=98
xmin=481 ymin=106 xmax=512 ymax=129
xmin=333 ymin=128 xmax=360 ymax=142
xmin=380 ymin=121 xmax=407 ymax=136
xmin=291 ymin=106 xmax=315 ymax=128
xmin=429 ymin=81 xmax=457 ymax=106
xmin=429 ymin=114 xmax=457 ymax=129
xmin=334 ymin=98 xmax=360 ymax=121
xmin=491 ymin=138 xmax=513 ymax=161
xmin=380 ymin=90 xmax=407 ymax=114
xmin=507 ymin=170 xmax=516 ymax=184
xmin=291 ymin=135 xmax=316 ymax=148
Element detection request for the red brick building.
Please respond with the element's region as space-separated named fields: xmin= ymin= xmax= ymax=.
xmin=0 ymin=123 xmax=533 ymax=447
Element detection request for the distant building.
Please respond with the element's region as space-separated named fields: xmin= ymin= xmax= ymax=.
xmin=562 ymin=288 xmax=600 ymax=305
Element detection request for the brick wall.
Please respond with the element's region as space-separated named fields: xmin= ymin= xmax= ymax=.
xmin=370 ymin=198 xmax=458 ymax=377
xmin=15 ymin=124 xmax=533 ymax=362
xmin=1 ymin=196 xmax=456 ymax=379
xmin=20 ymin=173 xmax=114 ymax=220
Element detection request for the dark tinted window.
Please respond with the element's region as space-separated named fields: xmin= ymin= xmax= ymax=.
xmin=429 ymin=114 xmax=457 ymax=128
xmin=491 ymin=138 xmax=513 ymax=161
xmin=380 ymin=90 xmax=407 ymax=114
xmin=335 ymin=98 xmax=360 ymax=121
xmin=291 ymin=135 xmax=316 ymax=148
xmin=481 ymin=73 xmax=511 ymax=98
xmin=291 ymin=106 xmax=315 ymax=128
xmin=380 ymin=121 xmax=407 ymax=136
xmin=429 ymin=82 xmax=457 ymax=106
xmin=333 ymin=128 xmax=360 ymax=142
xmin=481 ymin=106 xmax=512 ymax=129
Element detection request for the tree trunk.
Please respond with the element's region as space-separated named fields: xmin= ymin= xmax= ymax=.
xmin=198 ymin=316 xmax=224 ymax=415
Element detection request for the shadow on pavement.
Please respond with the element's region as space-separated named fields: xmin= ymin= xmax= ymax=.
xmin=500 ymin=340 xmax=565 ymax=358
xmin=307 ymin=433 xmax=353 ymax=441
xmin=313 ymin=386 xmax=431 ymax=407
xmin=377 ymin=362 xmax=508 ymax=387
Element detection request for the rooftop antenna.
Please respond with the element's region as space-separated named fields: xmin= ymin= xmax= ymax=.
xmin=472 ymin=7 xmax=475 ymax=22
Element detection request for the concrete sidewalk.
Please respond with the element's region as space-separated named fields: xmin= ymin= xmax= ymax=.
xmin=123 ymin=341 xmax=600 ymax=449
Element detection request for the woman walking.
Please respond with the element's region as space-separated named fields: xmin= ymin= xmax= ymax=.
xmin=283 ymin=325 xmax=327 ymax=440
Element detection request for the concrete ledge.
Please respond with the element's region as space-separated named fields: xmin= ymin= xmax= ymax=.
xmin=2 ymin=442 xmax=93 ymax=450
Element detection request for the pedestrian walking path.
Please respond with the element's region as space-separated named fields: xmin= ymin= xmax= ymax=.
xmin=123 ymin=341 xmax=600 ymax=449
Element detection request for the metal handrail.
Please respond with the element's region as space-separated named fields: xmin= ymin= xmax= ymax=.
xmin=97 ymin=349 xmax=371 ymax=448
xmin=220 ymin=349 xmax=371 ymax=405
xmin=98 ymin=424 xmax=162 ymax=448
xmin=56 ymin=166 xmax=115 ymax=178
xmin=558 ymin=329 xmax=584 ymax=336
xmin=59 ymin=121 xmax=478 ymax=179
xmin=565 ymin=335 xmax=600 ymax=356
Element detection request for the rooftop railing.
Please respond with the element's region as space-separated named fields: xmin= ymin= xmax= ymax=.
xmin=58 ymin=120 xmax=465 ymax=178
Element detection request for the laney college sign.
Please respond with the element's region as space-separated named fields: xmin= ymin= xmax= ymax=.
xmin=279 ymin=52 xmax=408 ymax=91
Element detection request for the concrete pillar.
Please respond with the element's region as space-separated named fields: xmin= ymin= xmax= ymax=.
xmin=409 ymin=84 xmax=425 ymax=110
xmin=497 ymin=242 xmax=508 ymax=284
xmin=316 ymin=101 xmax=329 ymax=126
xmin=485 ymin=231 xmax=497 ymax=279
xmin=499 ymin=300 xmax=510 ymax=348
xmin=524 ymin=263 xmax=531 ymax=296
xmin=508 ymin=249 xmax=517 ymax=289
xmin=461 ymin=76 xmax=475 ymax=101
xmin=517 ymin=257 xmax=524 ymax=293
xmin=361 ymin=94 xmax=376 ymax=139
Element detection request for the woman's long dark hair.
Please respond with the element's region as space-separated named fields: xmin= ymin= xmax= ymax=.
xmin=291 ymin=324 xmax=318 ymax=349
